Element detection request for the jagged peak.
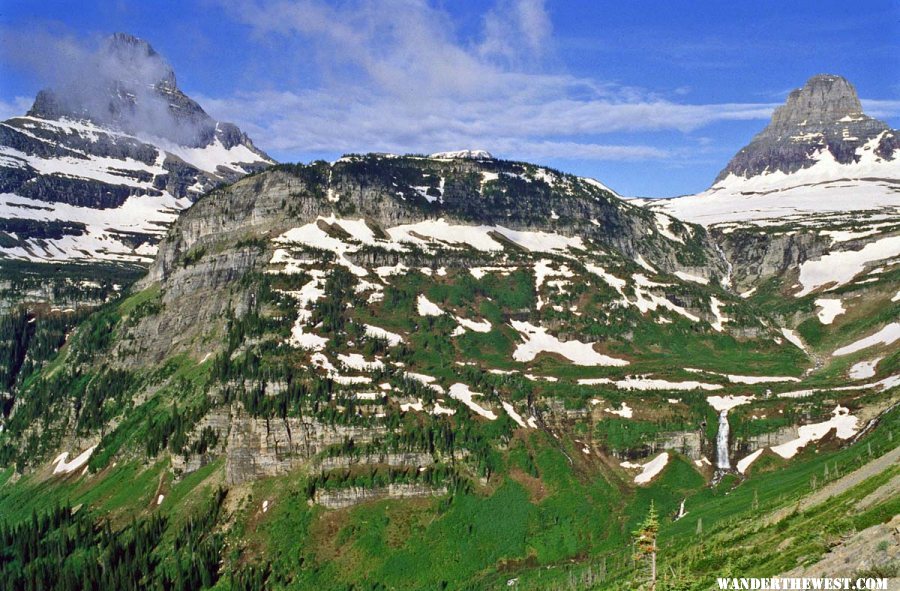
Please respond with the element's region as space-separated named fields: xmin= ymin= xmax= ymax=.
xmin=105 ymin=32 xmax=160 ymax=58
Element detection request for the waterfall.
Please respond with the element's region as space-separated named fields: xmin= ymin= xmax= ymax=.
xmin=716 ymin=410 xmax=731 ymax=470
xmin=675 ymin=498 xmax=686 ymax=520
xmin=713 ymin=241 xmax=733 ymax=288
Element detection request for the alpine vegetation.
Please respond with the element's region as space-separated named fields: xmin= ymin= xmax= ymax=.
xmin=0 ymin=9 xmax=897 ymax=591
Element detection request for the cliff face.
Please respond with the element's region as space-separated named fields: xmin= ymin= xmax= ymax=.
xmin=0 ymin=33 xmax=272 ymax=268
xmin=715 ymin=74 xmax=899 ymax=182
xmin=147 ymin=156 xmax=724 ymax=287
xmin=3 ymin=150 xmax=782 ymax=504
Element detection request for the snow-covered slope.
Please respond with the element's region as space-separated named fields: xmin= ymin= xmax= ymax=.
xmin=648 ymin=143 xmax=899 ymax=226
xmin=428 ymin=149 xmax=494 ymax=160
xmin=0 ymin=33 xmax=272 ymax=264
xmin=645 ymin=75 xmax=900 ymax=226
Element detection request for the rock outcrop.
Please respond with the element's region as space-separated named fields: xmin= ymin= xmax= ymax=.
xmin=314 ymin=484 xmax=449 ymax=509
xmin=716 ymin=74 xmax=899 ymax=182
xmin=0 ymin=33 xmax=272 ymax=267
xmin=225 ymin=408 xmax=388 ymax=485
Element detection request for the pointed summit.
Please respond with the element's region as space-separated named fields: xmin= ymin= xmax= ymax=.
xmin=648 ymin=75 xmax=900 ymax=225
xmin=0 ymin=32 xmax=273 ymax=266
xmin=24 ymin=33 xmax=254 ymax=150
xmin=102 ymin=32 xmax=177 ymax=89
xmin=714 ymin=74 xmax=898 ymax=182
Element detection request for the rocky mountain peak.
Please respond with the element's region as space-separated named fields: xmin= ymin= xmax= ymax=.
xmin=0 ymin=32 xmax=273 ymax=267
xmin=713 ymin=74 xmax=898 ymax=183
xmin=103 ymin=32 xmax=177 ymax=89
xmin=24 ymin=33 xmax=223 ymax=149
xmin=769 ymin=74 xmax=863 ymax=129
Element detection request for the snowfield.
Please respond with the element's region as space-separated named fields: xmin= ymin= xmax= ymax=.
xmin=416 ymin=295 xmax=444 ymax=316
xmin=337 ymin=353 xmax=384 ymax=372
xmin=736 ymin=449 xmax=764 ymax=474
xmin=707 ymin=395 xmax=754 ymax=412
xmin=781 ymin=328 xmax=807 ymax=351
xmin=405 ymin=372 xmax=445 ymax=394
xmin=604 ymin=402 xmax=633 ymax=418
xmin=815 ymin=299 xmax=846 ymax=324
xmin=364 ymin=324 xmax=405 ymax=346
xmin=578 ymin=376 xmax=722 ymax=391
xmin=796 ymin=236 xmax=900 ymax=297
xmin=849 ymin=358 xmax=881 ymax=380
xmin=724 ymin=374 xmax=800 ymax=384
xmin=0 ymin=115 xmax=271 ymax=263
xmin=501 ymin=401 xmax=530 ymax=428
xmin=623 ymin=452 xmax=669 ymax=484
xmin=832 ymin=323 xmax=899 ymax=356
xmin=644 ymin=139 xmax=900 ymax=226
xmin=771 ymin=406 xmax=859 ymax=458
xmin=269 ymin=216 xmax=592 ymax=281
xmin=53 ymin=445 xmax=97 ymax=475
xmin=449 ymin=383 xmax=497 ymax=420
xmin=510 ymin=320 xmax=629 ymax=366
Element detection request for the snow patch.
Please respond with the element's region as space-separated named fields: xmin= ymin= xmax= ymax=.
xmin=654 ymin=213 xmax=685 ymax=244
xmin=501 ymin=402 xmax=530 ymax=428
xmin=707 ymin=395 xmax=754 ymax=412
xmin=674 ymin=271 xmax=709 ymax=285
xmin=449 ymin=383 xmax=497 ymax=420
xmin=604 ymin=403 xmax=633 ymax=418
xmin=709 ymin=297 xmax=729 ymax=332
xmin=416 ymin=295 xmax=444 ymax=316
xmin=781 ymin=328 xmax=807 ymax=351
xmin=337 ymin=353 xmax=384 ymax=372
xmin=626 ymin=452 xmax=669 ymax=485
xmin=771 ymin=406 xmax=859 ymax=458
xmin=815 ymin=298 xmax=846 ymax=325
xmin=833 ymin=323 xmax=899 ymax=356
xmin=53 ymin=445 xmax=96 ymax=474
xmin=849 ymin=358 xmax=881 ymax=380
xmin=510 ymin=320 xmax=628 ymax=366
xmin=796 ymin=236 xmax=900 ymax=297
xmin=736 ymin=449 xmax=764 ymax=474
xmin=364 ymin=324 xmax=405 ymax=346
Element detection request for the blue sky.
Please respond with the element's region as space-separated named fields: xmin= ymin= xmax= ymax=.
xmin=1 ymin=0 xmax=898 ymax=196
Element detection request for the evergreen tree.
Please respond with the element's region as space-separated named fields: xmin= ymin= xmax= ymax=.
xmin=633 ymin=501 xmax=660 ymax=590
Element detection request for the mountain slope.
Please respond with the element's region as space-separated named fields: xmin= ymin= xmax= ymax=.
xmin=0 ymin=149 xmax=895 ymax=588
xmin=646 ymin=74 xmax=899 ymax=226
xmin=0 ymin=33 xmax=272 ymax=267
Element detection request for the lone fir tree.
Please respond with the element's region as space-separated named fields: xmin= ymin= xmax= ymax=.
xmin=633 ymin=501 xmax=660 ymax=590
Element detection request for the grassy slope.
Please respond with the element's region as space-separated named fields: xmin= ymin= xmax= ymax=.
xmin=1 ymin=403 xmax=894 ymax=590
xmin=0 ymin=219 xmax=897 ymax=589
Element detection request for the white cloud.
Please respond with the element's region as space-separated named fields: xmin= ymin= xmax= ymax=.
xmin=861 ymin=99 xmax=900 ymax=119
xmin=479 ymin=0 xmax=552 ymax=64
xmin=0 ymin=96 xmax=33 ymax=121
xmin=201 ymin=1 xmax=782 ymax=162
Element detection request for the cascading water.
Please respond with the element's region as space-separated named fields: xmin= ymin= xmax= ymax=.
xmin=716 ymin=409 xmax=731 ymax=470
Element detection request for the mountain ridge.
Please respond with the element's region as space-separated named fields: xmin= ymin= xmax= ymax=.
xmin=715 ymin=73 xmax=899 ymax=183
xmin=0 ymin=61 xmax=897 ymax=591
xmin=0 ymin=33 xmax=272 ymax=271
xmin=642 ymin=74 xmax=899 ymax=227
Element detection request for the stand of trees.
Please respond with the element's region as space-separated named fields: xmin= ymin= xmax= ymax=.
xmin=0 ymin=489 xmax=233 ymax=591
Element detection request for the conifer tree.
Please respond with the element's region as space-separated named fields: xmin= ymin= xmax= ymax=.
xmin=633 ymin=501 xmax=660 ymax=590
